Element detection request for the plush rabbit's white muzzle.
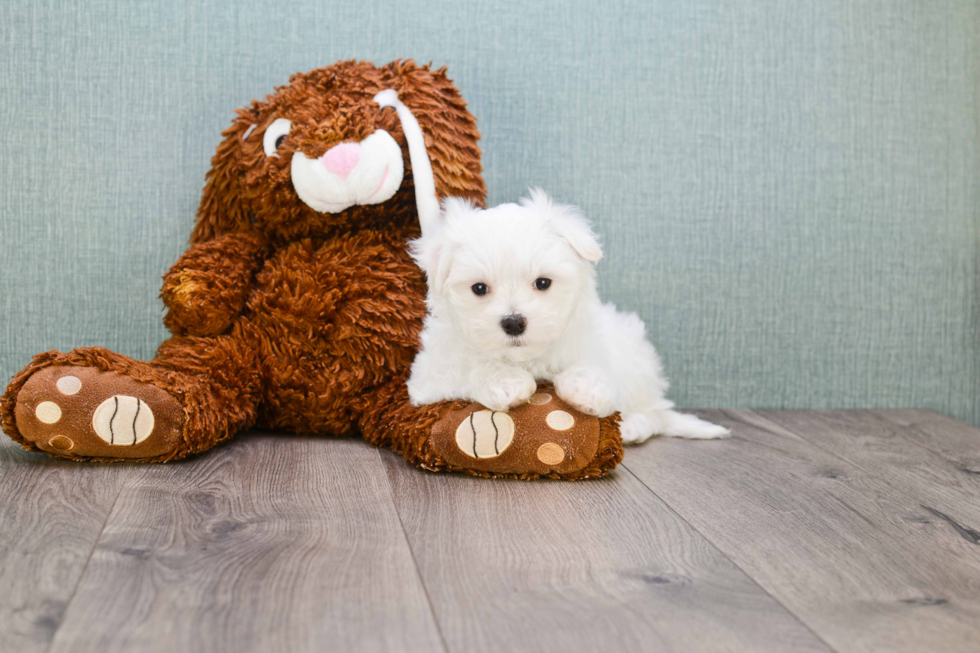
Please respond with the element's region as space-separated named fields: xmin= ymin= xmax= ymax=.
xmin=290 ymin=130 xmax=404 ymax=214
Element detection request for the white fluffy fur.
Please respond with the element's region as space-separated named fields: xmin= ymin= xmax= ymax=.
xmin=407 ymin=189 xmax=729 ymax=443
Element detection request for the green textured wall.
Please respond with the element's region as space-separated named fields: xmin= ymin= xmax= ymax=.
xmin=1 ymin=0 xmax=978 ymax=423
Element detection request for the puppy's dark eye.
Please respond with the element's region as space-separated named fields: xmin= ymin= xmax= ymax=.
xmin=534 ymin=278 xmax=552 ymax=291
xmin=275 ymin=135 xmax=287 ymax=149
xmin=471 ymin=283 xmax=489 ymax=296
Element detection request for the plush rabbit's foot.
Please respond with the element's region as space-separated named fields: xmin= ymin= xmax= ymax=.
xmin=427 ymin=384 xmax=623 ymax=480
xmin=10 ymin=365 xmax=184 ymax=460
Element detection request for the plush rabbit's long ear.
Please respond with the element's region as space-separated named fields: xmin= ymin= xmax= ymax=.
xmin=190 ymin=108 xmax=257 ymax=243
xmin=374 ymin=89 xmax=439 ymax=237
xmin=378 ymin=61 xmax=486 ymax=221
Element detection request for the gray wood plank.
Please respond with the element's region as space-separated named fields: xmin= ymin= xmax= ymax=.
xmin=0 ymin=437 xmax=133 ymax=653
xmin=761 ymin=409 xmax=980 ymax=536
xmin=874 ymin=409 xmax=980 ymax=475
xmin=47 ymin=434 xmax=445 ymax=653
xmin=623 ymin=409 xmax=980 ymax=653
xmin=380 ymin=449 xmax=832 ymax=653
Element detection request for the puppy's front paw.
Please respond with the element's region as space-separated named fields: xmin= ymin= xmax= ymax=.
xmin=476 ymin=369 xmax=538 ymax=412
xmin=554 ymin=366 xmax=617 ymax=417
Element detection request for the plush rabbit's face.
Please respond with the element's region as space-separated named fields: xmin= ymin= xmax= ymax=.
xmin=252 ymin=99 xmax=404 ymax=215
xmin=192 ymin=60 xmax=486 ymax=243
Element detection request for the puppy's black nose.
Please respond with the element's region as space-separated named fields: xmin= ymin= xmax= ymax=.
xmin=501 ymin=314 xmax=527 ymax=336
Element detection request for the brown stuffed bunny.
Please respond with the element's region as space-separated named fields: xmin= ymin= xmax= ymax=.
xmin=1 ymin=60 xmax=623 ymax=480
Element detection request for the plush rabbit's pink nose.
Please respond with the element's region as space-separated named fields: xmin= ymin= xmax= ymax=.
xmin=319 ymin=142 xmax=360 ymax=179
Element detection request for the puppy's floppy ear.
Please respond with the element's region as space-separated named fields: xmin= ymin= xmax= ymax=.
xmin=409 ymin=196 xmax=476 ymax=292
xmin=408 ymin=235 xmax=456 ymax=295
xmin=522 ymin=188 xmax=603 ymax=263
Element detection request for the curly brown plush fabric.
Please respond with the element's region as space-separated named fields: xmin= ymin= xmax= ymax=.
xmin=1 ymin=60 xmax=623 ymax=480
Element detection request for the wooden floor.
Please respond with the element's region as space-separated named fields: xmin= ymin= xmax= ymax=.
xmin=2 ymin=409 xmax=980 ymax=653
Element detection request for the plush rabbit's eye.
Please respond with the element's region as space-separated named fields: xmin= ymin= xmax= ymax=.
xmin=471 ymin=283 xmax=489 ymax=296
xmin=263 ymin=118 xmax=291 ymax=157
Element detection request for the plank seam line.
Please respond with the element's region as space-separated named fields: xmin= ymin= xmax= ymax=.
xmin=618 ymin=460 xmax=840 ymax=653
xmin=375 ymin=448 xmax=451 ymax=653
xmin=43 ymin=474 xmax=128 ymax=653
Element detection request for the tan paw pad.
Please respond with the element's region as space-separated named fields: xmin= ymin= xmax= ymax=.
xmin=35 ymin=401 xmax=62 ymax=424
xmin=92 ymin=395 xmax=155 ymax=446
xmin=537 ymin=442 xmax=565 ymax=465
xmin=545 ymin=410 xmax=575 ymax=431
xmin=56 ymin=375 xmax=82 ymax=395
xmin=528 ymin=392 xmax=552 ymax=405
xmin=47 ymin=435 xmax=74 ymax=451
xmin=455 ymin=409 xmax=515 ymax=459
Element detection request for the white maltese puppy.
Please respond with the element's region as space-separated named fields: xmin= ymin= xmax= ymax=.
xmin=405 ymin=189 xmax=728 ymax=444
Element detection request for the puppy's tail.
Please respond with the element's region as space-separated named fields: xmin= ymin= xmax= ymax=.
xmin=621 ymin=409 xmax=730 ymax=444
xmin=661 ymin=410 xmax=730 ymax=440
